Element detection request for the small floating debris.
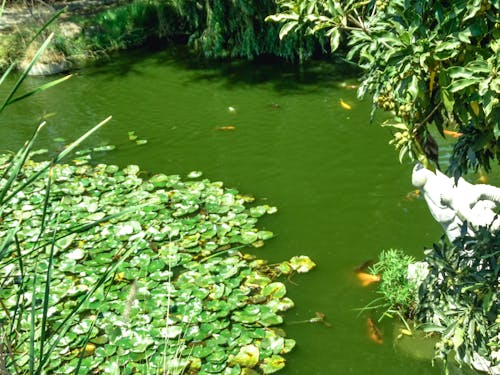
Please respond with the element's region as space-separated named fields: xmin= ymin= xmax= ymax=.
xmin=289 ymin=312 xmax=331 ymax=327
xmin=128 ymin=130 xmax=148 ymax=145
xmin=268 ymin=103 xmax=281 ymax=109
xmin=340 ymin=99 xmax=352 ymax=110
xmin=92 ymin=145 xmax=116 ymax=152
xmin=228 ymin=106 xmax=237 ymax=114
xmin=128 ymin=131 xmax=138 ymax=141
xmin=187 ymin=170 xmax=203 ymax=179
xmin=215 ymin=125 xmax=236 ymax=131
xmin=367 ymin=317 xmax=384 ymax=344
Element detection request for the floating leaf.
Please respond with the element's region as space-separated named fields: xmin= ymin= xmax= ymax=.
xmin=260 ymin=355 xmax=286 ymax=374
xmin=232 ymin=344 xmax=259 ymax=367
xmin=188 ymin=171 xmax=203 ymax=179
xmin=128 ymin=131 xmax=138 ymax=141
xmin=262 ymin=282 xmax=287 ymax=299
xmin=289 ymin=256 xmax=316 ymax=273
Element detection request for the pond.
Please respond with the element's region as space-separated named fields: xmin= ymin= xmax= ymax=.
xmin=1 ymin=46 xmax=483 ymax=374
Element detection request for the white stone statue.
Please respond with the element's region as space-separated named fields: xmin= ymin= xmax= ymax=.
xmin=412 ymin=163 xmax=500 ymax=241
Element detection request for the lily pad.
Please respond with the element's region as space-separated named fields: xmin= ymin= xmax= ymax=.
xmin=232 ymin=344 xmax=260 ymax=367
xmin=260 ymin=355 xmax=286 ymax=374
xmin=289 ymin=256 xmax=316 ymax=273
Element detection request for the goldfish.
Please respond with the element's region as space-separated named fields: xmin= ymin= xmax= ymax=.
xmin=367 ymin=318 xmax=384 ymax=344
xmin=340 ymin=82 xmax=358 ymax=89
xmin=215 ymin=126 xmax=236 ymax=131
xmin=356 ymin=272 xmax=381 ymax=287
xmin=477 ymin=169 xmax=488 ymax=184
xmin=404 ymin=189 xmax=421 ymax=202
xmin=443 ymin=129 xmax=463 ymax=138
xmin=340 ymin=99 xmax=352 ymax=110
xmin=72 ymin=343 xmax=96 ymax=358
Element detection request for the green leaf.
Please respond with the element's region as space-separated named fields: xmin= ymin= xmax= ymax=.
xmin=279 ymin=21 xmax=299 ymax=40
xmin=329 ymin=28 xmax=341 ymax=52
xmin=449 ymin=78 xmax=480 ymax=93
xmin=260 ymin=355 xmax=286 ymax=374
xmin=289 ymin=256 xmax=316 ymax=273
xmin=232 ymin=344 xmax=259 ymax=367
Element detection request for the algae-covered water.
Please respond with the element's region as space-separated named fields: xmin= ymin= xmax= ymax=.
xmin=1 ymin=46 xmax=475 ymax=374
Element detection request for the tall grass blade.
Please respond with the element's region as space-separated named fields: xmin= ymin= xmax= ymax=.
xmin=0 ymin=33 xmax=55 ymax=114
xmin=0 ymin=0 xmax=6 ymax=19
xmin=54 ymin=115 xmax=112 ymax=162
xmin=74 ymin=316 xmax=98 ymax=375
xmin=8 ymin=75 xmax=73 ymax=106
xmin=0 ymin=205 xmax=137 ymax=269
xmin=10 ymin=234 xmax=25 ymax=336
xmin=39 ymin=219 xmax=57 ymax=368
xmin=3 ymin=116 xmax=112 ymax=205
xmin=0 ymin=63 xmax=15 ymax=88
xmin=27 ymin=7 xmax=66 ymax=46
xmin=38 ymin=168 xmax=55 ymax=365
xmin=74 ymin=280 xmax=114 ymax=375
xmin=36 ymin=245 xmax=134 ymax=373
xmin=40 ymin=166 xmax=54 ymax=233
xmin=0 ymin=228 xmax=15 ymax=262
xmin=29 ymin=263 xmax=39 ymax=375
xmin=0 ymin=121 xmax=46 ymax=204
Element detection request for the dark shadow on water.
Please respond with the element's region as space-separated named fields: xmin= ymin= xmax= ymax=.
xmin=81 ymin=41 xmax=362 ymax=94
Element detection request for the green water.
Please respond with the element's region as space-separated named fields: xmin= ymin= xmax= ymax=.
xmin=1 ymin=47 xmax=472 ymax=374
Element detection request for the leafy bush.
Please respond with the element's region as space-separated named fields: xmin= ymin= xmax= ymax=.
xmin=372 ymin=249 xmax=417 ymax=315
xmin=417 ymin=228 xmax=500 ymax=373
xmin=268 ymin=0 xmax=500 ymax=174
xmin=66 ymin=0 xmax=178 ymax=53
xmin=366 ymin=249 xmax=417 ymax=320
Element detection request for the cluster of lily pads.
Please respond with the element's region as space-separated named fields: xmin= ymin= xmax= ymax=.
xmin=0 ymin=155 xmax=315 ymax=374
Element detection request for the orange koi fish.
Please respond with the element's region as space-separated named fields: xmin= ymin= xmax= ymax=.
xmin=443 ymin=129 xmax=463 ymax=138
xmin=215 ymin=126 xmax=236 ymax=131
xmin=356 ymin=272 xmax=381 ymax=287
xmin=340 ymin=99 xmax=352 ymax=110
xmin=367 ymin=318 xmax=383 ymax=344
xmin=404 ymin=189 xmax=421 ymax=202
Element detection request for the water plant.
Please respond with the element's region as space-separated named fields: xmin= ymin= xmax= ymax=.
xmin=0 ymin=8 xmax=316 ymax=373
xmin=367 ymin=249 xmax=417 ymax=320
xmin=358 ymin=249 xmax=417 ymax=333
xmin=0 ymin=156 xmax=315 ymax=373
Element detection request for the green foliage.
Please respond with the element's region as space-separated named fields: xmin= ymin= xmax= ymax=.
xmin=0 ymin=157 xmax=314 ymax=373
xmin=57 ymin=0 xmax=178 ymax=56
xmin=417 ymin=228 xmax=499 ymax=373
xmin=171 ymin=0 xmax=322 ymax=60
xmin=268 ymin=0 xmax=500 ymax=175
xmin=368 ymin=249 xmax=417 ymax=319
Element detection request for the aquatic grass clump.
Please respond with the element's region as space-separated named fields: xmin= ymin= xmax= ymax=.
xmin=0 ymin=156 xmax=315 ymax=374
xmin=361 ymin=249 xmax=417 ymax=322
